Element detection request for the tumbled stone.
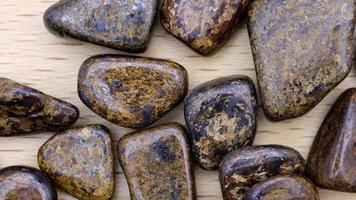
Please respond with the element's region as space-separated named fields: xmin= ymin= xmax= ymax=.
xmin=248 ymin=0 xmax=355 ymax=121
xmin=38 ymin=125 xmax=115 ymax=200
xmin=118 ymin=123 xmax=196 ymax=200
xmin=0 ymin=166 xmax=57 ymax=200
xmin=78 ymin=54 xmax=188 ymax=128
xmin=185 ymin=75 xmax=257 ymax=170
xmin=307 ymin=88 xmax=356 ymax=192
xmin=161 ymin=0 xmax=251 ymax=55
xmin=243 ymin=174 xmax=319 ymax=200
xmin=44 ymin=0 xmax=158 ymax=53
xmin=219 ymin=145 xmax=305 ymax=200
xmin=0 ymin=78 xmax=79 ymax=136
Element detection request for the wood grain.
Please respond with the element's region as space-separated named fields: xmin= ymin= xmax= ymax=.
xmin=0 ymin=1 xmax=355 ymax=200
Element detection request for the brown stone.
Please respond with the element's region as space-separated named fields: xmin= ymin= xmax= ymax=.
xmin=78 ymin=54 xmax=188 ymax=128
xmin=118 ymin=123 xmax=196 ymax=200
xmin=307 ymin=88 xmax=356 ymax=192
xmin=0 ymin=78 xmax=79 ymax=136
xmin=37 ymin=125 xmax=115 ymax=200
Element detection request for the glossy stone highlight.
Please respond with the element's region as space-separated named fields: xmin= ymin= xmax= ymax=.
xmin=118 ymin=123 xmax=196 ymax=200
xmin=185 ymin=75 xmax=257 ymax=170
xmin=78 ymin=54 xmax=188 ymax=128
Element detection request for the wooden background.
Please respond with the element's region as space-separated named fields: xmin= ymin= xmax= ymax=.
xmin=0 ymin=1 xmax=355 ymax=199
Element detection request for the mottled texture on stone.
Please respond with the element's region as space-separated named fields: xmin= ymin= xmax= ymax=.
xmin=78 ymin=54 xmax=188 ymax=128
xmin=161 ymin=0 xmax=251 ymax=55
xmin=243 ymin=175 xmax=319 ymax=200
xmin=0 ymin=166 xmax=57 ymax=200
xmin=307 ymin=88 xmax=356 ymax=192
xmin=118 ymin=123 xmax=196 ymax=200
xmin=44 ymin=0 xmax=158 ymax=53
xmin=0 ymin=78 xmax=79 ymax=136
xmin=248 ymin=0 xmax=355 ymax=121
xmin=185 ymin=75 xmax=257 ymax=170
xmin=219 ymin=145 xmax=305 ymax=200
xmin=38 ymin=125 xmax=115 ymax=200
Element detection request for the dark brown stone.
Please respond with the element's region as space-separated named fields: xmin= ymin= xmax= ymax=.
xmin=118 ymin=123 xmax=196 ymax=200
xmin=184 ymin=75 xmax=257 ymax=170
xmin=248 ymin=0 xmax=355 ymax=121
xmin=44 ymin=0 xmax=158 ymax=53
xmin=38 ymin=125 xmax=115 ymax=200
xmin=161 ymin=0 xmax=251 ymax=55
xmin=307 ymin=88 xmax=356 ymax=192
xmin=78 ymin=54 xmax=188 ymax=128
xmin=0 ymin=166 xmax=57 ymax=200
xmin=219 ymin=145 xmax=305 ymax=200
xmin=0 ymin=78 xmax=79 ymax=136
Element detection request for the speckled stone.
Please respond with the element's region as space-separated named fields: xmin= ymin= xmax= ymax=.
xmin=248 ymin=0 xmax=355 ymax=121
xmin=78 ymin=54 xmax=188 ymax=128
xmin=0 ymin=166 xmax=57 ymax=200
xmin=38 ymin=125 xmax=115 ymax=200
xmin=118 ymin=123 xmax=196 ymax=200
xmin=307 ymin=88 xmax=356 ymax=192
xmin=44 ymin=0 xmax=158 ymax=53
xmin=185 ymin=75 xmax=257 ymax=170
xmin=219 ymin=145 xmax=305 ymax=200
xmin=243 ymin=175 xmax=319 ymax=200
xmin=0 ymin=78 xmax=79 ymax=136
xmin=161 ymin=0 xmax=251 ymax=55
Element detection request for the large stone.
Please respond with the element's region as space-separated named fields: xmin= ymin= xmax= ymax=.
xmin=161 ymin=0 xmax=251 ymax=55
xmin=185 ymin=75 xmax=257 ymax=170
xmin=248 ymin=0 xmax=355 ymax=121
xmin=307 ymin=88 xmax=356 ymax=192
xmin=118 ymin=123 xmax=196 ymax=200
xmin=0 ymin=78 xmax=79 ymax=136
xmin=37 ymin=125 xmax=115 ymax=200
xmin=78 ymin=54 xmax=188 ymax=128
xmin=44 ymin=0 xmax=158 ymax=53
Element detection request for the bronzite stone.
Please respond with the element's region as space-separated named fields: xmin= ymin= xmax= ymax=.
xmin=118 ymin=123 xmax=196 ymax=200
xmin=248 ymin=0 xmax=355 ymax=121
xmin=185 ymin=75 xmax=257 ymax=170
xmin=161 ymin=0 xmax=251 ymax=55
xmin=44 ymin=0 xmax=158 ymax=53
xmin=307 ymin=88 xmax=356 ymax=192
xmin=38 ymin=125 xmax=115 ymax=200
xmin=0 ymin=166 xmax=57 ymax=200
xmin=0 ymin=78 xmax=79 ymax=136
xmin=219 ymin=145 xmax=305 ymax=200
xmin=78 ymin=54 xmax=188 ymax=128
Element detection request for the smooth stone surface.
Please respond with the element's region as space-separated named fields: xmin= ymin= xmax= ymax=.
xmin=44 ymin=0 xmax=158 ymax=53
xmin=243 ymin=174 xmax=319 ymax=200
xmin=185 ymin=75 xmax=257 ymax=170
xmin=219 ymin=145 xmax=305 ymax=200
xmin=38 ymin=125 xmax=115 ymax=200
xmin=248 ymin=0 xmax=355 ymax=121
xmin=0 ymin=166 xmax=57 ymax=200
xmin=78 ymin=54 xmax=188 ymax=128
xmin=307 ymin=88 xmax=356 ymax=192
xmin=0 ymin=78 xmax=79 ymax=136
xmin=118 ymin=123 xmax=196 ymax=200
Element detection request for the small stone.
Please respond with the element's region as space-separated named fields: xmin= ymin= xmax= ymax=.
xmin=78 ymin=55 xmax=188 ymax=128
xmin=0 ymin=78 xmax=79 ymax=136
xmin=37 ymin=125 xmax=115 ymax=200
xmin=248 ymin=0 xmax=355 ymax=121
xmin=44 ymin=0 xmax=158 ymax=53
xmin=243 ymin=174 xmax=319 ymax=200
xmin=219 ymin=145 xmax=305 ymax=200
xmin=118 ymin=123 xmax=196 ymax=200
xmin=307 ymin=88 xmax=356 ymax=192
xmin=161 ymin=0 xmax=251 ymax=55
xmin=0 ymin=166 xmax=57 ymax=200
xmin=185 ymin=75 xmax=257 ymax=170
